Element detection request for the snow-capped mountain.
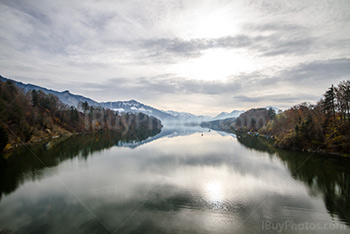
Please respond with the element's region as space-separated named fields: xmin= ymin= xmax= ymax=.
xmin=213 ymin=110 xmax=245 ymax=120
xmin=0 ymin=75 xmax=252 ymax=122
xmin=100 ymin=100 xmax=174 ymax=120
xmin=0 ymin=75 xmax=197 ymax=121
xmin=165 ymin=110 xmax=197 ymax=119
xmin=164 ymin=110 xmax=212 ymax=122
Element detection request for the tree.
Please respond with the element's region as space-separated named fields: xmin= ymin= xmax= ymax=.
xmin=336 ymin=80 xmax=350 ymax=125
xmin=323 ymin=85 xmax=336 ymax=122
xmin=0 ymin=125 xmax=8 ymax=151
xmin=31 ymin=90 xmax=38 ymax=107
xmin=70 ymin=107 xmax=79 ymax=123
xmin=82 ymin=101 xmax=89 ymax=112
xmin=251 ymin=118 xmax=256 ymax=130
xmin=268 ymin=107 xmax=276 ymax=120
xmin=6 ymin=80 xmax=17 ymax=94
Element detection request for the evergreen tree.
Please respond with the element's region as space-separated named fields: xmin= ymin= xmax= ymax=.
xmin=268 ymin=107 xmax=276 ymax=120
xmin=70 ymin=107 xmax=79 ymax=122
xmin=82 ymin=101 xmax=89 ymax=112
xmin=31 ymin=90 xmax=38 ymax=107
xmin=323 ymin=85 xmax=336 ymax=121
xmin=337 ymin=81 xmax=350 ymax=125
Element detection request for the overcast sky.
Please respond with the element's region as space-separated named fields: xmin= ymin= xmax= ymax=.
xmin=0 ymin=0 xmax=349 ymax=115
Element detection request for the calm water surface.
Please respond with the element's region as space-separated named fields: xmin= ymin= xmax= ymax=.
xmin=0 ymin=126 xmax=349 ymax=234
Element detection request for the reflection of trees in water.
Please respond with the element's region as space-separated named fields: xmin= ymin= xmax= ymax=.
xmin=236 ymin=134 xmax=276 ymax=155
xmin=0 ymin=128 xmax=160 ymax=201
xmin=237 ymin=135 xmax=350 ymax=226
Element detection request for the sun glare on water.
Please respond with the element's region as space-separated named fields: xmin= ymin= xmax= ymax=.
xmin=206 ymin=180 xmax=223 ymax=203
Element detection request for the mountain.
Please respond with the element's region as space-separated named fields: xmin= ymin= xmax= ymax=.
xmin=1 ymin=75 xmax=250 ymax=122
xmin=164 ymin=110 xmax=213 ymax=122
xmin=0 ymin=80 xmax=163 ymax=151
xmin=0 ymin=75 xmax=198 ymax=121
xmin=0 ymin=75 xmax=99 ymax=108
xmin=100 ymin=100 xmax=174 ymax=120
xmin=165 ymin=110 xmax=197 ymax=120
xmin=213 ymin=110 xmax=245 ymax=120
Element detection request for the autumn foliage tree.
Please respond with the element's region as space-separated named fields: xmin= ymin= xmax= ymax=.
xmin=269 ymin=81 xmax=350 ymax=154
xmin=0 ymin=81 xmax=162 ymax=151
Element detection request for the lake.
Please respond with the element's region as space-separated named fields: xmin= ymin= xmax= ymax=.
xmin=0 ymin=125 xmax=349 ymax=234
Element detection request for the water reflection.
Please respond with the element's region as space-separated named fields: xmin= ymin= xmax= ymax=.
xmin=237 ymin=134 xmax=350 ymax=226
xmin=205 ymin=180 xmax=224 ymax=206
xmin=0 ymin=126 xmax=349 ymax=234
xmin=0 ymin=128 xmax=160 ymax=200
xmin=116 ymin=125 xmax=206 ymax=148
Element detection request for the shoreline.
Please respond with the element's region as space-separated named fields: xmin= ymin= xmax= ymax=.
xmin=217 ymin=128 xmax=350 ymax=158
xmin=238 ymin=131 xmax=350 ymax=158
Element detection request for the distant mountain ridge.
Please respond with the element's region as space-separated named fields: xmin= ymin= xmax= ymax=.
xmin=101 ymin=100 xmax=175 ymax=120
xmin=213 ymin=110 xmax=245 ymax=120
xmin=201 ymin=107 xmax=280 ymax=132
xmin=2 ymin=75 xmax=279 ymax=123
xmin=0 ymin=75 xmax=215 ymax=121
xmin=0 ymin=75 xmax=99 ymax=108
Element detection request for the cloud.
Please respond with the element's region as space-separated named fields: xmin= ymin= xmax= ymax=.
xmin=0 ymin=0 xmax=349 ymax=115
xmin=283 ymin=58 xmax=350 ymax=82
xmin=0 ymin=0 xmax=317 ymax=64
xmin=4 ymin=57 xmax=348 ymax=114
xmin=244 ymin=22 xmax=306 ymax=32
xmin=67 ymin=57 xmax=347 ymax=112
xmin=74 ymin=75 xmax=243 ymax=98
xmin=138 ymin=34 xmax=316 ymax=63
xmin=256 ymin=58 xmax=350 ymax=89
xmin=233 ymin=94 xmax=320 ymax=104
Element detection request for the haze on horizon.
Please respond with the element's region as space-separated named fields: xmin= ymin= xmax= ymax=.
xmin=0 ymin=0 xmax=349 ymax=116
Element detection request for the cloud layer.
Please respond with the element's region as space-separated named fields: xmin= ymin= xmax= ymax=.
xmin=0 ymin=0 xmax=349 ymax=115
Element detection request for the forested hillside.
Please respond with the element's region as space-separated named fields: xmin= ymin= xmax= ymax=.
xmin=235 ymin=107 xmax=276 ymax=131
xmin=235 ymin=81 xmax=350 ymax=155
xmin=0 ymin=80 xmax=162 ymax=151
xmin=267 ymin=81 xmax=350 ymax=154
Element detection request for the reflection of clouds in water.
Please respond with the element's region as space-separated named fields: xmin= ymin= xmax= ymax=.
xmin=1 ymin=128 xmax=349 ymax=233
xmin=28 ymin=131 xmax=328 ymax=206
